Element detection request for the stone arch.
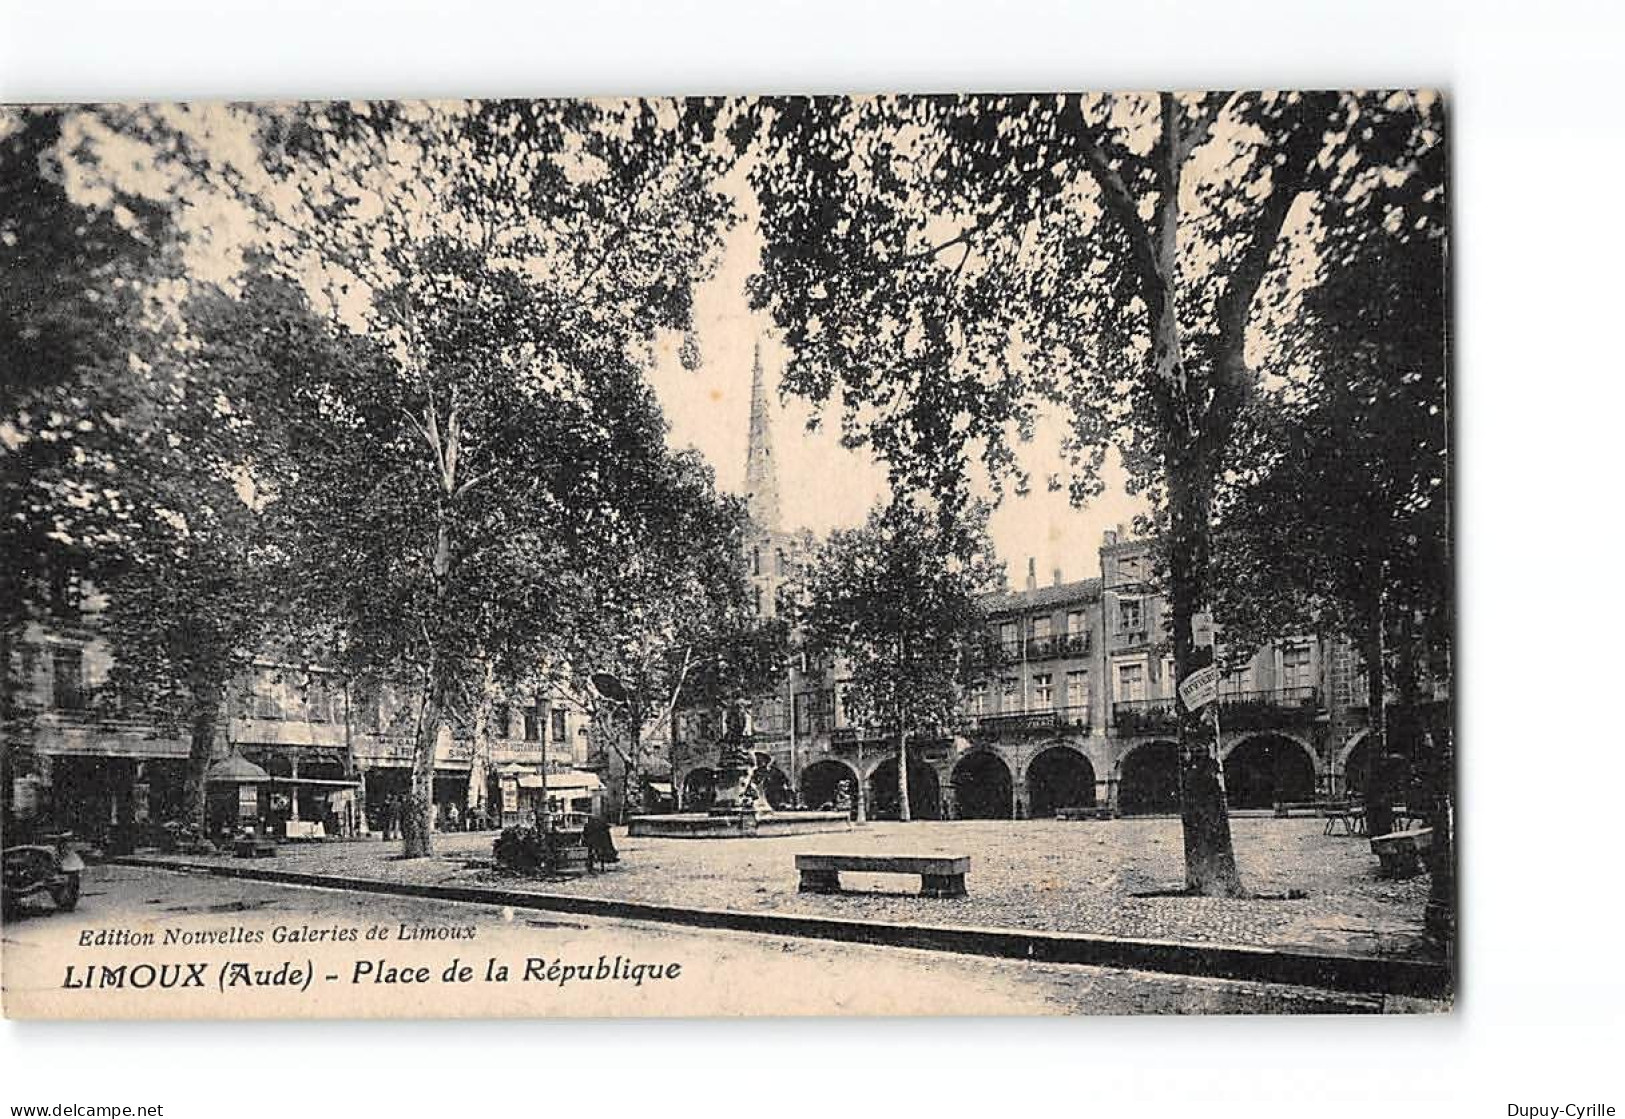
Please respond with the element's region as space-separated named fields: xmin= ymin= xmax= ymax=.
xmin=1118 ymin=740 xmax=1181 ymax=816
xmin=869 ymin=755 xmax=942 ymax=820
xmin=799 ymin=758 xmax=857 ymax=811
xmin=681 ymin=767 xmax=717 ymax=811
xmin=1026 ymin=745 xmax=1096 ymax=818
xmin=756 ymin=761 xmax=794 ymax=809
xmin=1339 ymin=731 xmax=1374 ymax=798
xmin=950 ymin=749 xmax=1013 ymax=819
xmin=1222 ymin=733 xmax=1319 ymax=809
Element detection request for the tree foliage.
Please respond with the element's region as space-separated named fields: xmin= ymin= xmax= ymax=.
xmin=797 ymin=498 xmax=999 ymax=821
xmin=742 ymin=90 xmax=1443 ymax=891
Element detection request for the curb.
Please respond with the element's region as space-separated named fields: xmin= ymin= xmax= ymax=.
xmin=115 ymin=856 xmax=1451 ymax=999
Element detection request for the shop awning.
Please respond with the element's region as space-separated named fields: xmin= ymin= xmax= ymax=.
xmin=265 ymin=776 xmax=362 ymax=788
xmin=647 ymin=782 xmax=673 ymax=795
xmin=516 ymin=771 xmax=602 ymax=792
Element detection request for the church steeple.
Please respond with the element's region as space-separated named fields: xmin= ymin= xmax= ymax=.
xmin=742 ymin=339 xmax=782 ymax=533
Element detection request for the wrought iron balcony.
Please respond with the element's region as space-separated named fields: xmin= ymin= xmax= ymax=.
xmin=1215 ymin=686 xmax=1322 ymax=728
xmin=974 ymin=704 xmax=1090 ymax=736
xmin=1111 ymin=697 xmax=1178 ymax=734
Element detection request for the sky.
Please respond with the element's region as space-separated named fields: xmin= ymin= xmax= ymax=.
xmin=643 ymin=172 xmax=1148 ymax=588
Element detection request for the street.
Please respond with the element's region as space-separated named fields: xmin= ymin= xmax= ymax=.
xmin=2 ymin=864 xmax=1400 ymax=1018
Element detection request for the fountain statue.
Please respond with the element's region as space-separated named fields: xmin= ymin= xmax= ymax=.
xmin=710 ymin=702 xmax=771 ymax=817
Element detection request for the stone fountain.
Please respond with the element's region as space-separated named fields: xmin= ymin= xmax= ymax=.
xmin=628 ymin=702 xmax=853 ymax=839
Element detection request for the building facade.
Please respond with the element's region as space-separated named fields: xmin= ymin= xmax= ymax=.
xmin=4 ymin=593 xmax=595 ymax=845
xmin=668 ymin=349 xmax=1384 ymax=820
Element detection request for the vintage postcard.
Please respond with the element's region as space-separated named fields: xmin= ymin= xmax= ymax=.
xmin=1 ymin=91 xmax=1452 ymax=1019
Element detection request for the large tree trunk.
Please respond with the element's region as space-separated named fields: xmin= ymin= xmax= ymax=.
xmin=1423 ymin=716 xmax=1455 ymax=945
xmin=895 ymin=725 xmax=911 ymax=823
xmin=1361 ymin=592 xmax=1393 ymax=839
xmin=402 ymin=662 xmax=445 ymax=858
xmin=183 ymin=679 xmax=224 ymax=833
xmin=1167 ymin=460 xmax=1244 ymax=897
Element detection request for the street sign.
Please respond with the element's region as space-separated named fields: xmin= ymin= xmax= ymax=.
xmin=1178 ymin=665 xmax=1219 ymax=712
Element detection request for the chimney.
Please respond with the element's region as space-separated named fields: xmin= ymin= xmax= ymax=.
xmin=1103 ymin=528 xmax=1118 ymax=547
xmin=1053 ymin=567 xmax=1064 ymax=587
xmin=1025 ymin=557 xmax=1037 ymax=593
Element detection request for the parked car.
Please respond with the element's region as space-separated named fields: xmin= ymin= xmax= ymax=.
xmin=3 ymin=832 xmax=85 ymax=919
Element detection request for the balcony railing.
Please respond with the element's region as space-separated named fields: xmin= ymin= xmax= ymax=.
xmin=1216 ymin=686 xmax=1322 ymax=728
xmin=1111 ymin=697 xmax=1177 ymax=733
xmin=975 ymin=704 xmax=1090 ymax=736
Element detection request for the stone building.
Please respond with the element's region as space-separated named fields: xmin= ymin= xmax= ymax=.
xmin=668 ymin=348 xmax=1383 ymax=821
xmin=4 ymin=584 xmax=594 ymax=844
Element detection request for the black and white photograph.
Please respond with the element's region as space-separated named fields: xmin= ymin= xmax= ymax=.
xmin=1 ymin=88 xmax=1456 ymax=1020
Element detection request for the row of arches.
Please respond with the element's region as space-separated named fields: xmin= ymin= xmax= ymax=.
xmin=680 ymin=732 xmax=1371 ymax=820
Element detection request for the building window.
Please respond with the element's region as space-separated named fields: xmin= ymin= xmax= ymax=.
xmin=775 ymin=548 xmax=786 ymax=575
xmin=1283 ymin=644 xmax=1314 ymax=691
xmin=999 ymin=676 xmax=1018 ymax=712
xmin=1033 ymin=673 xmax=1053 ymax=709
xmin=1118 ymin=598 xmax=1143 ymax=633
xmin=999 ymin=620 xmax=1018 ymax=655
xmin=1066 ymin=610 xmax=1087 ymax=635
xmin=1117 ymin=662 xmax=1146 ymax=702
xmin=1031 ymin=615 xmax=1051 ymax=639
xmin=253 ymin=671 xmax=284 ymax=720
xmin=51 ymin=647 xmax=86 ymax=712
xmin=794 ymin=692 xmax=813 ymax=736
xmin=494 ymin=703 xmax=511 ymax=738
xmin=754 ymin=585 xmax=763 ymax=615
xmin=752 ymin=547 xmax=761 ymax=576
xmin=966 ymin=683 xmax=986 ymax=716
xmin=523 ymin=705 xmax=540 ymax=742
xmin=305 ymin=677 xmax=331 ymax=723
xmin=551 ymin=708 xmax=567 ymax=743
xmin=1066 ymin=671 xmax=1089 ymax=709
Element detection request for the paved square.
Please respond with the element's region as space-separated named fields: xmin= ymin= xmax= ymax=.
xmin=145 ymin=816 xmax=1435 ymax=958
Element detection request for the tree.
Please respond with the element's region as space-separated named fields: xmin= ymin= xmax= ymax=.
xmin=564 ymin=448 xmax=773 ymax=821
xmin=1209 ymin=106 xmax=1449 ymax=928
xmin=797 ymin=497 xmax=999 ymax=822
xmin=743 ymin=91 xmax=1437 ymax=893
xmin=147 ymin=100 xmax=739 ymax=856
xmin=1 ymin=107 xmax=168 ymax=716
xmin=1 ymin=108 xmax=291 ymax=833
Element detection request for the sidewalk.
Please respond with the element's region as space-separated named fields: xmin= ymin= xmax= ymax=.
xmin=122 ymin=817 xmax=1449 ymax=997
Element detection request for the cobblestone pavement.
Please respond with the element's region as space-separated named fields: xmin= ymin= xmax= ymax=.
xmin=135 ymin=817 xmax=1436 ymax=959
xmin=5 ymin=865 xmax=1421 ymax=1017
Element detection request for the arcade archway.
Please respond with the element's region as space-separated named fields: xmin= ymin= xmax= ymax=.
xmin=757 ymin=763 xmax=794 ymax=809
xmin=1118 ymin=740 xmax=1180 ymax=815
xmin=1026 ymin=746 xmax=1096 ymax=819
xmin=869 ymin=756 xmax=942 ymax=820
xmin=799 ymin=759 xmax=857 ymax=811
xmin=1223 ymin=735 xmax=1317 ymax=809
xmin=951 ymin=751 xmax=1013 ymax=819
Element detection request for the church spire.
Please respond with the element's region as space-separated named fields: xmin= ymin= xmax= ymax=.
xmin=743 ymin=339 xmax=782 ymax=532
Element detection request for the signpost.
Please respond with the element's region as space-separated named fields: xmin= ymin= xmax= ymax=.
xmin=1178 ymin=664 xmax=1226 ymax=792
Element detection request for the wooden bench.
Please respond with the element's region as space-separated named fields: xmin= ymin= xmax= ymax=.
xmin=795 ymin=853 xmax=969 ymax=898
xmin=1321 ymin=801 xmax=1365 ymax=836
xmin=1370 ymin=827 xmax=1433 ymax=878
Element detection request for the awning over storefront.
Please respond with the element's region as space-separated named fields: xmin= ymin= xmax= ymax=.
xmin=515 ymin=771 xmax=602 ymax=792
xmin=264 ymin=776 xmax=362 ymax=788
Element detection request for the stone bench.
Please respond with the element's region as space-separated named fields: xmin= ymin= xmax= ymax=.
xmin=1055 ymin=806 xmax=1114 ymax=821
xmin=1370 ymin=827 xmax=1433 ymax=878
xmin=795 ymin=853 xmax=970 ymax=898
